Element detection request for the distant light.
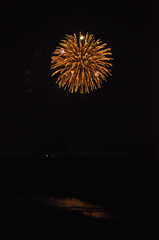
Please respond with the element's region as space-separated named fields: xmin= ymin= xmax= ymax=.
xmin=80 ymin=35 xmax=84 ymax=40
xmin=46 ymin=154 xmax=48 ymax=157
xmin=23 ymin=70 xmax=31 ymax=74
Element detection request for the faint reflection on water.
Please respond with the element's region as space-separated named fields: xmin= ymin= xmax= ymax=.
xmin=47 ymin=197 xmax=115 ymax=219
xmin=3 ymin=196 xmax=115 ymax=219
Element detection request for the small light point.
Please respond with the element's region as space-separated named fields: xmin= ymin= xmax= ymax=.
xmin=80 ymin=35 xmax=84 ymax=40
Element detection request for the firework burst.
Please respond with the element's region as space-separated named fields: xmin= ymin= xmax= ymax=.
xmin=51 ymin=32 xmax=113 ymax=93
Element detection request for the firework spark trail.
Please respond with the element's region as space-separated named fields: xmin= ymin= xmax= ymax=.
xmin=51 ymin=32 xmax=113 ymax=93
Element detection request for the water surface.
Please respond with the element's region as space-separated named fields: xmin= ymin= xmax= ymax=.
xmin=3 ymin=195 xmax=115 ymax=219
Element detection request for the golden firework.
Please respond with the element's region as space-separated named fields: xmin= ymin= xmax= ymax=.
xmin=51 ymin=32 xmax=113 ymax=93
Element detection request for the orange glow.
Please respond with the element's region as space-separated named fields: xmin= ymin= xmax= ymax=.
xmin=51 ymin=32 xmax=113 ymax=93
xmin=3 ymin=196 xmax=115 ymax=219
xmin=47 ymin=197 xmax=115 ymax=219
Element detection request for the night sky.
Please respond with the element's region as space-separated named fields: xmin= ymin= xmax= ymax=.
xmin=1 ymin=0 xmax=158 ymax=157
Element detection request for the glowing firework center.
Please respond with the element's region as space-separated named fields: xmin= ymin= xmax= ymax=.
xmin=51 ymin=32 xmax=113 ymax=93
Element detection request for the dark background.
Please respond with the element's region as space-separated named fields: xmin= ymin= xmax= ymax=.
xmin=1 ymin=0 xmax=158 ymax=157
